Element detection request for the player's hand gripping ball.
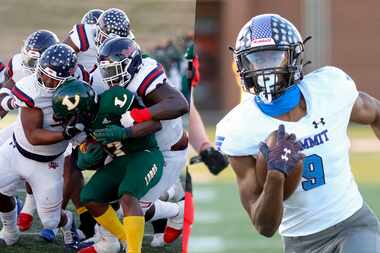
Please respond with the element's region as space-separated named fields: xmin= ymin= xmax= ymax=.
xmin=256 ymin=124 xmax=304 ymax=200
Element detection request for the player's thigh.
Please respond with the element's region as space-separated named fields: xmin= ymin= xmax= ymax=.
xmin=0 ymin=138 xmax=21 ymax=196
xmin=118 ymin=149 xmax=164 ymax=200
xmin=141 ymin=149 xmax=187 ymax=202
xmin=80 ymin=161 xmax=123 ymax=204
xmin=26 ymin=155 xmax=65 ymax=210
xmin=338 ymin=228 xmax=380 ymax=253
xmin=338 ymin=204 xmax=380 ymax=253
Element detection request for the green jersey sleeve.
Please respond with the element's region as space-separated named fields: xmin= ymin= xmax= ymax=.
xmin=99 ymin=86 xmax=135 ymax=117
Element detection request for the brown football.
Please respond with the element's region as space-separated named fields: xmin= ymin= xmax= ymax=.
xmin=256 ymin=130 xmax=303 ymax=200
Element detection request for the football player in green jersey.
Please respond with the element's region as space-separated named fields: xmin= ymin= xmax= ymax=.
xmin=53 ymin=78 xmax=164 ymax=253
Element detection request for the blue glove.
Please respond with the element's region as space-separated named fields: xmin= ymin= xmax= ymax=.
xmin=259 ymin=124 xmax=303 ymax=176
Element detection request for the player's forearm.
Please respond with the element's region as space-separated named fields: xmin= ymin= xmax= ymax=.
xmin=27 ymin=129 xmax=65 ymax=145
xmin=128 ymin=120 xmax=162 ymax=138
xmin=251 ymin=171 xmax=285 ymax=237
xmin=148 ymin=96 xmax=189 ymax=120
xmin=189 ymin=102 xmax=211 ymax=152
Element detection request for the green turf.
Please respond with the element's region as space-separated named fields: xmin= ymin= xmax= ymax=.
xmin=0 ymin=193 xmax=181 ymax=253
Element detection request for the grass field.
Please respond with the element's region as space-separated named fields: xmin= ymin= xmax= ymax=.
xmin=0 ymin=114 xmax=181 ymax=253
xmin=188 ymin=125 xmax=380 ymax=253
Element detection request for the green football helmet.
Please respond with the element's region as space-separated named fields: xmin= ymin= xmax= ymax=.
xmin=52 ymin=78 xmax=98 ymax=125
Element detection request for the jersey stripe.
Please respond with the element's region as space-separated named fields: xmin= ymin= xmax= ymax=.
xmin=11 ymin=86 xmax=34 ymax=108
xmin=76 ymin=24 xmax=89 ymax=51
xmin=78 ymin=64 xmax=90 ymax=82
xmin=6 ymin=57 xmax=13 ymax=78
xmin=137 ymin=64 xmax=164 ymax=97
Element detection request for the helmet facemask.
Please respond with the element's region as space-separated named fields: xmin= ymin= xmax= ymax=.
xmin=21 ymin=48 xmax=40 ymax=74
xmin=36 ymin=64 xmax=71 ymax=92
xmin=236 ymin=43 xmax=303 ymax=103
xmin=95 ymin=27 xmax=109 ymax=48
xmin=99 ymin=57 xmax=133 ymax=87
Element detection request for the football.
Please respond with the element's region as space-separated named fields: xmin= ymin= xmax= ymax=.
xmin=255 ymin=130 xmax=303 ymax=200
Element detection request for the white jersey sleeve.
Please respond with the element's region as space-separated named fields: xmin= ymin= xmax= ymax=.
xmin=216 ymin=99 xmax=263 ymax=156
xmin=11 ymin=75 xmax=36 ymax=108
xmin=69 ymin=23 xmax=94 ymax=52
xmin=128 ymin=57 xmax=167 ymax=98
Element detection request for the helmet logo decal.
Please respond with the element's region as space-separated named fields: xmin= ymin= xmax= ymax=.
xmin=44 ymin=67 xmax=57 ymax=77
xmin=62 ymin=95 xmax=80 ymax=111
xmin=114 ymin=94 xmax=128 ymax=108
xmin=251 ymin=38 xmax=275 ymax=47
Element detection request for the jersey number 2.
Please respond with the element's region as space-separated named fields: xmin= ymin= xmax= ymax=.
xmin=302 ymin=154 xmax=326 ymax=191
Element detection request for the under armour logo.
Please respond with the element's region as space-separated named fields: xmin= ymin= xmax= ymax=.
xmin=312 ymin=118 xmax=325 ymax=129
xmin=281 ymin=148 xmax=291 ymax=161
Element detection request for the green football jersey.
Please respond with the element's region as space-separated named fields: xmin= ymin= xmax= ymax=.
xmin=89 ymin=86 xmax=158 ymax=156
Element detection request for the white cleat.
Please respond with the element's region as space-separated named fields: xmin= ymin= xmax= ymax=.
xmin=83 ymin=224 xmax=102 ymax=244
xmin=164 ymin=200 xmax=185 ymax=243
xmin=0 ymin=227 xmax=20 ymax=246
xmin=150 ymin=233 xmax=165 ymax=247
xmin=79 ymin=226 xmax=121 ymax=253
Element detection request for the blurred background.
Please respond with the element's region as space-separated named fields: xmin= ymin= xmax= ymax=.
xmin=189 ymin=1 xmax=380 ymax=253
xmin=0 ymin=0 xmax=195 ymax=59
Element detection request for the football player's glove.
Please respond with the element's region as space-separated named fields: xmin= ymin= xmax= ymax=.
xmin=259 ymin=124 xmax=304 ymax=176
xmin=93 ymin=125 xmax=131 ymax=145
xmin=199 ymin=147 xmax=229 ymax=175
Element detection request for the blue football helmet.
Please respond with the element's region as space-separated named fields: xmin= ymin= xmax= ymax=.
xmin=98 ymin=37 xmax=142 ymax=87
xmin=232 ymin=14 xmax=305 ymax=103
xmin=21 ymin=30 xmax=59 ymax=73
xmin=37 ymin=43 xmax=77 ymax=91
xmin=81 ymin=9 xmax=104 ymax=25
xmin=95 ymin=8 xmax=134 ymax=47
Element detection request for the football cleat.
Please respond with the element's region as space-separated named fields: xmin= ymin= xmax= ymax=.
xmin=83 ymin=224 xmax=102 ymax=244
xmin=17 ymin=212 xmax=33 ymax=231
xmin=150 ymin=233 xmax=165 ymax=248
xmin=39 ymin=228 xmax=58 ymax=242
xmin=61 ymin=211 xmax=90 ymax=251
xmin=164 ymin=200 xmax=184 ymax=243
xmin=0 ymin=227 xmax=20 ymax=246
xmin=78 ymin=226 xmax=120 ymax=253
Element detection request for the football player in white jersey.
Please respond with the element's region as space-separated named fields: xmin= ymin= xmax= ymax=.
xmin=216 ymin=14 xmax=380 ymax=253
xmin=0 ymin=43 xmax=86 ymax=250
xmin=0 ymin=30 xmax=90 ymax=242
xmin=75 ymin=37 xmax=189 ymax=253
xmin=63 ymin=8 xmax=134 ymax=73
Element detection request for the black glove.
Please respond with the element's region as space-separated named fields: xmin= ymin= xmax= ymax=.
xmin=200 ymin=147 xmax=229 ymax=175
xmin=259 ymin=124 xmax=304 ymax=177
xmin=63 ymin=115 xmax=85 ymax=140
